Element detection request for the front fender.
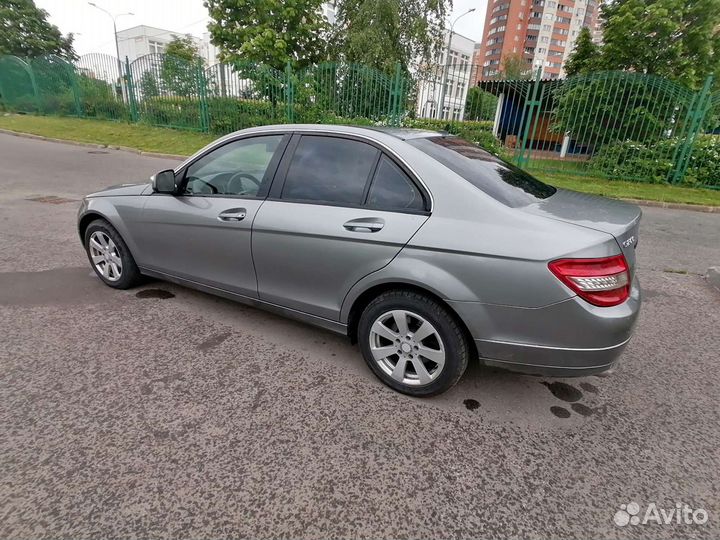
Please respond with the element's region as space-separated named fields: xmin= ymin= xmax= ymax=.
xmin=77 ymin=196 xmax=144 ymax=265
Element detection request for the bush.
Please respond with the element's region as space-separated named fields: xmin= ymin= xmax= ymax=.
xmin=589 ymin=136 xmax=720 ymax=188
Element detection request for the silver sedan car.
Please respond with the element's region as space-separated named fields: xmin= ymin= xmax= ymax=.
xmin=78 ymin=124 xmax=641 ymax=396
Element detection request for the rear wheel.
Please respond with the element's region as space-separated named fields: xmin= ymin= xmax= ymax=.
xmin=84 ymin=219 xmax=142 ymax=289
xmin=358 ymin=290 xmax=469 ymax=396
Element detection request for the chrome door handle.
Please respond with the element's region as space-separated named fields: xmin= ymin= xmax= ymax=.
xmin=343 ymin=218 xmax=385 ymax=232
xmin=218 ymin=208 xmax=247 ymax=222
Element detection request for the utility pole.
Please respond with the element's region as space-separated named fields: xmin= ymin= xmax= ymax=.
xmin=88 ymin=2 xmax=133 ymax=102
xmin=436 ymin=8 xmax=476 ymax=120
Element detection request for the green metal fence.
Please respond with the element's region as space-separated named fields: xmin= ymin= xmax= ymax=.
xmin=1 ymin=52 xmax=718 ymax=189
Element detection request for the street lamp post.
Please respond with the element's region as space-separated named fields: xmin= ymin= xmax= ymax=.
xmin=436 ymin=8 xmax=476 ymax=120
xmin=88 ymin=2 xmax=133 ymax=101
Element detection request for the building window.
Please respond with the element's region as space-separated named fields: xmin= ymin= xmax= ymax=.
xmin=148 ymin=40 xmax=165 ymax=54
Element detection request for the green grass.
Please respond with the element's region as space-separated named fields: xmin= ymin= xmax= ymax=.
xmin=535 ymin=172 xmax=720 ymax=207
xmin=1 ymin=113 xmax=719 ymax=207
xmin=0 ymin=114 xmax=214 ymax=156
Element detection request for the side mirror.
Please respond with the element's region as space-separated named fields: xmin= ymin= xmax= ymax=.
xmin=151 ymin=169 xmax=178 ymax=193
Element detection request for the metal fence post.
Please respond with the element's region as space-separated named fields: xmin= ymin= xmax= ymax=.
xmin=197 ymin=59 xmax=210 ymax=132
xmin=515 ymin=68 xmax=542 ymax=168
xmin=388 ymin=62 xmax=403 ymax=126
xmin=125 ymin=57 xmax=139 ymax=122
xmin=668 ymin=75 xmax=714 ymax=184
xmin=285 ymin=61 xmax=294 ymax=123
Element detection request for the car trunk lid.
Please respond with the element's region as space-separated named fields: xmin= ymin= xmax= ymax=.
xmin=521 ymin=188 xmax=641 ymax=271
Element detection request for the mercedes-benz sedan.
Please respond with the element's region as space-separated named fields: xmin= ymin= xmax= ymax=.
xmin=78 ymin=125 xmax=641 ymax=396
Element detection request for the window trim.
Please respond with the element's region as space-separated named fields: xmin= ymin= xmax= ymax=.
xmin=268 ymin=132 xmax=431 ymax=215
xmin=169 ymin=132 xmax=291 ymax=200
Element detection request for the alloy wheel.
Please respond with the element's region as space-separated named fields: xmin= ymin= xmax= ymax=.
xmin=369 ymin=310 xmax=446 ymax=386
xmin=89 ymin=231 xmax=123 ymax=282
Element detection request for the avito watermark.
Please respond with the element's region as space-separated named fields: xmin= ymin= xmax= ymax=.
xmin=614 ymin=501 xmax=709 ymax=527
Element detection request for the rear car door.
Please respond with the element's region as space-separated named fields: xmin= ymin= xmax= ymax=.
xmin=135 ymin=133 xmax=289 ymax=297
xmin=252 ymin=133 xmax=430 ymax=320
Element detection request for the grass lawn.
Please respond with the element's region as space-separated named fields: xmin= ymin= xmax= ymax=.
xmin=0 ymin=114 xmax=215 ymax=156
xmin=2 ymin=113 xmax=719 ymax=207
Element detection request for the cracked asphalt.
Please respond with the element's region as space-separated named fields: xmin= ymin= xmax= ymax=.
xmin=1 ymin=132 xmax=719 ymax=539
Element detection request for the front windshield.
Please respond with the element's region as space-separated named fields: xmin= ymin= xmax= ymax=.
xmin=408 ymin=136 xmax=556 ymax=207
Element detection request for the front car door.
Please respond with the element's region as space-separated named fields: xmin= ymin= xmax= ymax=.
xmin=135 ymin=133 xmax=289 ymax=297
xmin=252 ymin=133 xmax=430 ymax=320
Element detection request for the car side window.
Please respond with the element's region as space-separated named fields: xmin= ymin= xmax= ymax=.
xmin=183 ymin=135 xmax=284 ymax=197
xmin=366 ymin=155 xmax=425 ymax=212
xmin=281 ymin=136 xmax=379 ymax=205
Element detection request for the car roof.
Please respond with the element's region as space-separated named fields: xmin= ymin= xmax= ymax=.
xmin=235 ymin=123 xmax=444 ymax=141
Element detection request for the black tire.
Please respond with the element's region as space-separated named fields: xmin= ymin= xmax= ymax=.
xmin=84 ymin=219 xmax=142 ymax=290
xmin=358 ymin=290 xmax=470 ymax=397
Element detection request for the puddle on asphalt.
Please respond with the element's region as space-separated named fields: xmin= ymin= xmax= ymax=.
xmin=463 ymin=399 xmax=480 ymax=411
xmin=197 ymin=331 xmax=231 ymax=352
xmin=0 ymin=267 xmax=109 ymax=306
xmin=571 ymin=403 xmax=593 ymax=417
xmin=541 ymin=381 xmax=583 ymax=402
xmin=135 ymin=289 xmax=175 ymax=299
xmin=550 ymin=406 xmax=571 ymax=418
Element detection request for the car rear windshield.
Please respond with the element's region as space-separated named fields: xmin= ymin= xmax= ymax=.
xmin=407 ymin=136 xmax=556 ymax=207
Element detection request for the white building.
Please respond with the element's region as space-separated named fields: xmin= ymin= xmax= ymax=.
xmin=415 ymin=31 xmax=475 ymax=120
xmin=116 ymin=25 xmax=204 ymax=64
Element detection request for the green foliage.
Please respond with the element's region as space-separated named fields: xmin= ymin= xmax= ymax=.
xmin=333 ymin=0 xmax=449 ymax=74
xmin=294 ymin=63 xmax=395 ymax=121
xmin=550 ymin=73 xmax=691 ymax=148
xmin=0 ymin=0 xmax=76 ymax=60
xmin=500 ymin=53 xmax=531 ymax=80
xmin=161 ymin=36 xmax=202 ymax=97
xmin=204 ymin=0 xmax=329 ymax=71
xmin=598 ymin=0 xmax=720 ymax=90
xmin=402 ymin=118 xmax=501 ymax=154
xmin=564 ymin=27 xmax=600 ymax=77
xmin=464 ymin=87 xmax=498 ymax=121
xmin=139 ymin=71 xmax=159 ymax=98
xmin=76 ymin=73 xmax=129 ymax=121
xmin=589 ymin=136 xmax=720 ymax=187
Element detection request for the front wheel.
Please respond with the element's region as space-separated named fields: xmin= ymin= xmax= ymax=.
xmin=358 ymin=290 xmax=470 ymax=397
xmin=84 ymin=219 xmax=142 ymax=289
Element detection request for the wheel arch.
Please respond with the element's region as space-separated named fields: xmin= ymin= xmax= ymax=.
xmin=345 ymin=281 xmax=479 ymax=360
xmin=78 ymin=211 xmax=108 ymax=241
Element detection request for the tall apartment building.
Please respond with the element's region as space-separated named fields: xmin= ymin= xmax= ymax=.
xmin=474 ymin=0 xmax=599 ymax=80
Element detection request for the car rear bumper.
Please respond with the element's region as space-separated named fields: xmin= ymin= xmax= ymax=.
xmin=448 ymin=276 xmax=641 ymax=376
xmin=476 ymin=337 xmax=629 ymax=376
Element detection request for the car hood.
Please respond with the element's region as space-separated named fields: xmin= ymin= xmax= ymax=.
xmin=86 ymin=182 xmax=150 ymax=198
xmin=521 ymin=188 xmax=642 ymax=268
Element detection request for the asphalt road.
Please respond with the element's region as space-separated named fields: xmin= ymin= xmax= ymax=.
xmin=1 ymin=132 xmax=719 ymax=539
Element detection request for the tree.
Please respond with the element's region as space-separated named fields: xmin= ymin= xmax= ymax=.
xmin=0 ymin=0 xmax=76 ymax=60
xmin=332 ymin=0 xmax=449 ymax=74
xmin=599 ymin=0 xmax=720 ymax=89
xmin=500 ymin=53 xmax=531 ymax=79
xmin=564 ymin=27 xmax=600 ymax=77
xmin=204 ymin=0 xmax=329 ymax=71
xmin=464 ymin=86 xmax=498 ymax=121
xmin=139 ymin=71 xmax=159 ymax=98
xmin=160 ymin=35 xmax=202 ymax=97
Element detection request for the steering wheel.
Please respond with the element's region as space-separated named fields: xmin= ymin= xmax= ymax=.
xmin=184 ymin=177 xmax=218 ymax=195
xmin=227 ymin=172 xmax=261 ymax=195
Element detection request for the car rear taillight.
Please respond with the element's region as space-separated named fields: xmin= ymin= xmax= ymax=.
xmin=548 ymin=255 xmax=630 ymax=307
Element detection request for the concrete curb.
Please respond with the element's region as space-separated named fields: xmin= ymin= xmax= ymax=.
xmin=707 ymin=267 xmax=720 ymax=291
xmin=1 ymin=127 xmax=719 ymax=212
xmin=620 ymin=198 xmax=718 ymax=214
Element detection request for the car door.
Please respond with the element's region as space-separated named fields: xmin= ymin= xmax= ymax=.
xmin=135 ymin=133 xmax=289 ymax=297
xmin=252 ymin=133 xmax=430 ymax=320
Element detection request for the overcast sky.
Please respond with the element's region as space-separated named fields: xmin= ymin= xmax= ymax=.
xmin=37 ymin=0 xmax=487 ymax=58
